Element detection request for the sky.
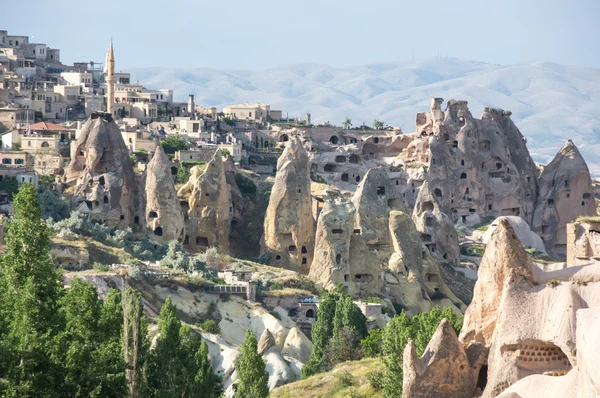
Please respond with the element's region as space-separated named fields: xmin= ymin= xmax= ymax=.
xmin=2 ymin=0 xmax=600 ymax=70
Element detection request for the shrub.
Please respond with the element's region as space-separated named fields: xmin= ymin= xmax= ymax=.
xmin=0 ymin=177 xmax=19 ymax=200
xmin=160 ymin=135 xmax=189 ymax=154
xmin=92 ymin=262 xmax=110 ymax=272
xmin=37 ymin=188 xmax=70 ymax=222
xmin=368 ymin=370 xmax=384 ymax=390
xmin=547 ymin=280 xmax=560 ymax=288
xmin=176 ymin=167 xmax=191 ymax=184
xmin=201 ymin=247 xmax=228 ymax=270
xmin=235 ymin=173 xmax=257 ymax=197
xmin=310 ymin=172 xmax=326 ymax=184
xmin=335 ymin=370 xmax=355 ymax=388
xmin=361 ymin=328 xmax=384 ymax=358
xmin=198 ymin=319 xmax=221 ymax=335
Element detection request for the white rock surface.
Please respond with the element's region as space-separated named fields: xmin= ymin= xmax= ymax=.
xmin=281 ymin=327 xmax=313 ymax=364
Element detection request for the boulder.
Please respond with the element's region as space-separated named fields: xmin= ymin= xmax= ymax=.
xmin=263 ymin=348 xmax=296 ymax=390
xmin=257 ymin=328 xmax=276 ymax=355
xmin=281 ymin=327 xmax=313 ymax=364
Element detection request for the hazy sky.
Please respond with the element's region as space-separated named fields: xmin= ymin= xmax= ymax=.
xmin=2 ymin=0 xmax=599 ymax=70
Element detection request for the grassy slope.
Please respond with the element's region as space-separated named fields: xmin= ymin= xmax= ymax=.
xmin=271 ymin=358 xmax=383 ymax=398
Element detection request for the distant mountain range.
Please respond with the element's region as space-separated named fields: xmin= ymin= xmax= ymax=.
xmin=130 ymin=58 xmax=600 ymax=175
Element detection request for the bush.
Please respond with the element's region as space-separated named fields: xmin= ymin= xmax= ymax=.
xmin=335 ymin=370 xmax=355 ymax=388
xmin=160 ymin=135 xmax=190 ymax=155
xmin=235 ymin=173 xmax=257 ymax=197
xmin=0 ymin=177 xmax=19 ymax=200
xmin=176 ymin=167 xmax=191 ymax=184
xmin=310 ymin=172 xmax=326 ymax=184
xmin=92 ymin=262 xmax=110 ymax=272
xmin=198 ymin=319 xmax=221 ymax=334
xmin=201 ymin=247 xmax=228 ymax=270
xmin=361 ymin=328 xmax=384 ymax=358
xmin=37 ymin=188 xmax=70 ymax=222
xmin=368 ymin=370 xmax=384 ymax=390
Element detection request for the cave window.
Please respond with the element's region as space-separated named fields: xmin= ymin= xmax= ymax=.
xmin=462 ymin=215 xmax=467 ymax=223
xmin=324 ymin=164 xmax=335 ymax=172
xmin=488 ymin=204 xmax=492 ymax=210
xmin=196 ymin=236 xmax=209 ymax=246
xmin=353 ymin=229 xmax=361 ymax=234
xmin=301 ymin=246 xmax=308 ymax=253
xmin=355 ymin=175 xmax=361 ymax=183
xmin=305 ymin=309 xmax=314 ymax=318
xmin=377 ymin=186 xmax=385 ymax=196
xmin=99 ymin=176 xmax=105 ymax=185
xmin=395 ymin=180 xmax=399 ymax=185
xmin=79 ymin=150 xmax=84 ymax=156
xmin=149 ymin=211 xmax=158 ymax=218
xmin=336 ymin=254 xmax=341 ymax=265
xmin=329 ymin=136 xmax=338 ymax=144
xmin=302 ymin=257 xmax=307 ymax=265
xmin=374 ymin=137 xmax=379 ymax=144
xmin=461 ymin=159 xmax=465 ymax=166
xmin=432 ymin=158 xmax=436 ymax=165
xmin=134 ymin=216 xmax=139 ymax=224
xmin=171 ymin=166 xmax=178 ymax=175
xmin=344 ymin=274 xmax=349 ymax=282
xmin=465 ymin=187 xmax=470 ymax=194
xmin=434 ymin=188 xmax=442 ymax=198
xmin=443 ymin=253 xmax=448 ymax=260
xmin=477 ymin=365 xmax=488 ymax=391
xmin=349 ymin=154 xmax=360 ymax=164
xmin=275 ymin=255 xmax=281 ymax=260
xmin=332 ymin=229 xmax=343 ymax=234
xmin=425 ymin=217 xmax=434 ymax=227
xmin=341 ymin=173 xmax=349 ymax=182
xmin=184 ymin=235 xmax=189 ymax=244
xmin=422 ymin=251 xmax=426 ymax=259
xmin=527 ymin=176 xmax=531 ymax=182
xmin=154 ymin=227 xmax=163 ymax=236
xmin=583 ymin=193 xmax=592 ymax=199
xmin=288 ymin=245 xmax=296 ymax=252
xmin=103 ymin=195 xmax=109 ymax=204
xmin=120 ymin=215 xmax=124 ymax=220
xmin=567 ymin=193 xmax=570 ymax=198
xmin=547 ymin=199 xmax=554 ymax=206
xmin=460 ymin=173 xmax=467 ymax=179
xmin=453 ymin=141 xmax=458 ymax=148
xmin=581 ymin=201 xmax=585 ymax=206
xmin=423 ymin=201 xmax=434 ymax=212
xmin=335 ymin=155 xmax=346 ymax=163
xmin=388 ymin=198 xmax=402 ymax=209
xmin=565 ymin=180 xmax=569 ymax=188
xmin=205 ymin=193 xmax=210 ymax=197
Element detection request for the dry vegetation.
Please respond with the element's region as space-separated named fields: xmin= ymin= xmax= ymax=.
xmin=271 ymin=358 xmax=383 ymax=398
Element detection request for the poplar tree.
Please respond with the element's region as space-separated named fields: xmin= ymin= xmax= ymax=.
xmin=235 ymin=330 xmax=269 ymax=398
xmin=122 ymin=286 xmax=148 ymax=397
xmin=0 ymin=183 xmax=64 ymax=396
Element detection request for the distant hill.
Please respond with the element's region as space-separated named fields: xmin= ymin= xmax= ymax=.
xmin=131 ymin=58 xmax=600 ymax=175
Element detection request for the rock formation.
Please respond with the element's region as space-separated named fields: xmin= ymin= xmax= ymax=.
xmin=403 ymin=319 xmax=474 ymax=398
xmin=566 ymin=219 xmax=600 ymax=266
xmin=481 ymin=216 xmax=546 ymax=253
xmin=309 ymin=167 xmax=465 ymax=314
xmin=178 ymin=149 xmax=232 ymax=253
xmin=532 ymin=140 xmax=597 ymax=254
xmin=65 ymin=113 xmax=137 ymax=228
xmin=410 ymin=99 xmax=539 ymax=264
xmin=143 ymin=146 xmax=185 ymax=242
xmin=405 ymin=219 xmax=600 ymax=397
xmin=261 ymin=137 xmax=314 ymax=273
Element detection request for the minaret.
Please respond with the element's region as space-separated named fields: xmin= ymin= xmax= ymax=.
xmin=105 ymin=41 xmax=115 ymax=117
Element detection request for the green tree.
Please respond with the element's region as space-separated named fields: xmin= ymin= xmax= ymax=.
xmin=0 ymin=183 xmax=64 ymax=396
xmin=301 ymin=293 xmax=337 ymax=378
xmin=160 ymin=135 xmax=190 ymax=155
xmin=122 ymin=287 xmax=148 ymax=398
xmin=38 ymin=188 xmax=70 ymax=221
xmin=372 ymin=119 xmax=384 ymax=130
xmin=57 ymin=279 xmax=127 ymax=397
xmin=361 ymin=328 xmax=384 ymax=358
xmin=147 ymin=297 xmax=182 ymax=397
xmin=342 ymin=117 xmax=352 ymax=129
xmin=235 ymin=329 xmax=269 ymax=398
xmin=176 ymin=167 xmax=191 ymax=184
xmin=327 ymin=294 xmax=367 ymax=365
xmin=0 ymin=176 xmax=19 ymax=200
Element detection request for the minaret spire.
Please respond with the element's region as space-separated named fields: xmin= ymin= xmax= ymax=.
xmin=106 ymin=40 xmax=116 ymax=117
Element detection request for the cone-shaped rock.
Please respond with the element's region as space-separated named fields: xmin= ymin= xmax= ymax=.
xmin=143 ymin=146 xmax=185 ymax=242
xmin=403 ymin=319 xmax=474 ymax=398
xmin=532 ymin=140 xmax=597 ymax=254
xmin=261 ymin=137 xmax=314 ymax=273
xmin=65 ymin=113 xmax=137 ymax=228
xmin=178 ymin=149 xmax=232 ymax=253
xmin=460 ymin=219 xmax=537 ymax=347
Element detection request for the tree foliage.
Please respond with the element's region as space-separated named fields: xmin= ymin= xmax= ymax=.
xmin=38 ymin=188 xmax=70 ymax=221
xmin=160 ymin=135 xmax=190 ymax=155
xmin=235 ymin=329 xmax=269 ymax=398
